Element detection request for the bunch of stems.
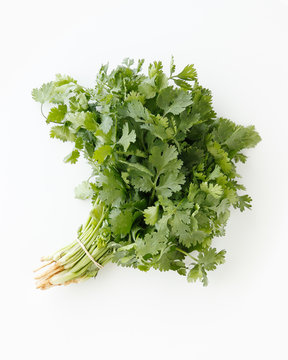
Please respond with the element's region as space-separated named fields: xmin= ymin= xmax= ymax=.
xmin=35 ymin=199 xmax=112 ymax=289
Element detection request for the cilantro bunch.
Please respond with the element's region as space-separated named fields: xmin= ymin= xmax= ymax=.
xmin=33 ymin=58 xmax=261 ymax=289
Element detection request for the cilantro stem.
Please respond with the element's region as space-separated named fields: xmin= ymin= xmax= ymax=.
xmin=114 ymin=115 xmax=118 ymax=142
xmin=175 ymin=247 xmax=197 ymax=262
xmin=40 ymin=104 xmax=47 ymax=119
xmin=151 ymin=173 xmax=160 ymax=202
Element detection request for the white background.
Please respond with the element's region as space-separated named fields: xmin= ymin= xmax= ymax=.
xmin=1 ymin=0 xmax=288 ymax=359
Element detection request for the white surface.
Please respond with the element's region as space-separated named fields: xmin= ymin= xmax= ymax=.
xmin=1 ymin=0 xmax=288 ymax=359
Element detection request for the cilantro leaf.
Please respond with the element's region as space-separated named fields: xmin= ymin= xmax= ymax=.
xmin=130 ymin=170 xmax=154 ymax=192
xmin=46 ymin=104 xmax=67 ymax=124
xmin=50 ymin=125 xmax=75 ymax=142
xmin=119 ymin=161 xmax=154 ymax=177
xmin=124 ymin=100 xmax=150 ymax=122
xmin=188 ymin=183 xmax=199 ymax=202
xmin=224 ymin=125 xmax=261 ymax=151
xmin=207 ymin=140 xmax=233 ymax=174
xmin=97 ymin=169 xmax=126 ymax=205
xmin=170 ymin=56 xmax=176 ymax=77
xmin=156 ymin=171 xmax=185 ymax=198
xmin=200 ymin=182 xmax=223 ymax=199
xmin=74 ymin=181 xmax=94 ymax=200
xmin=234 ymin=194 xmax=252 ymax=211
xmin=214 ymin=118 xmax=261 ymax=152
xmin=100 ymin=114 xmax=113 ymax=133
xmin=135 ymin=232 xmax=166 ymax=257
xmin=64 ymin=149 xmax=80 ymax=164
xmin=173 ymin=78 xmax=192 ymax=90
xmin=143 ymin=205 xmax=159 ymax=226
xmin=187 ymin=265 xmax=203 ymax=283
xmin=93 ymin=145 xmax=112 ymax=164
xmin=198 ymin=248 xmax=226 ymax=271
xmin=149 ymin=143 xmax=179 ymax=174
xmin=175 ymin=64 xmax=197 ymax=81
xmin=157 ymin=87 xmax=193 ymax=115
xmin=109 ymin=208 xmax=134 ymax=236
xmin=170 ymin=210 xmax=191 ymax=247
xmin=118 ymin=123 xmax=136 ymax=151
xmin=138 ymin=80 xmax=156 ymax=99
xmin=32 ymin=82 xmax=54 ymax=104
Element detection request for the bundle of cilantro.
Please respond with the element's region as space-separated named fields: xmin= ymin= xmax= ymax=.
xmin=32 ymin=58 xmax=261 ymax=289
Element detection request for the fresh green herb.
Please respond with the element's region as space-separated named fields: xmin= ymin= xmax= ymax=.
xmin=33 ymin=58 xmax=261 ymax=289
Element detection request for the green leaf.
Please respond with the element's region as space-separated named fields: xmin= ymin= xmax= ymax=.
xmin=118 ymin=123 xmax=136 ymax=151
xmin=156 ymin=171 xmax=185 ymax=198
xmin=47 ymin=104 xmax=67 ymax=124
xmin=74 ymin=137 xmax=84 ymax=150
xmin=124 ymin=100 xmax=150 ymax=121
xmin=148 ymin=61 xmax=163 ymax=78
xmin=97 ymin=169 xmax=125 ymax=205
xmin=100 ymin=114 xmax=113 ymax=133
xmin=122 ymin=58 xmax=134 ymax=67
xmin=175 ymin=64 xmax=197 ymax=81
xmin=187 ymin=265 xmax=203 ymax=283
xmin=119 ymin=160 xmax=154 ymax=177
xmin=64 ymin=149 xmax=80 ymax=164
xmin=50 ymin=125 xmax=75 ymax=142
xmin=54 ymin=74 xmax=77 ymax=86
xmin=135 ymin=232 xmax=166 ymax=257
xmin=156 ymin=248 xmax=186 ymax=272
xmin=157 ymin=87 xmax=193 ymax=115
xmin=138 ymin=80 xmax=156 ymax=99
xmin=74 ymin=181 xmax=93 ymax=200
xmin=93 ymin=145 xmax=112 ymax=164
xmin=84 ymin=112 xmax=98 ymax=131
xmin=66 ymin=112 xmax=87 ymax=129
xmin=233 ymin=153 xmax=247 ymax=163
xmin=198 ymin=248 xmax=226 ymax=271
xmin=213 ymin=118 xmax=236 ymax=144
xmin=170 ymin=210 xmax=191 ymax=247
xmin=188 ymin=183 xmax=198 ymax=202
xmin=207 ymin=165 xmax=222 ymax=181
xmin=235 ymin=194 xmax=252 ymax=211
xmin=190 ymin=231 xmax=207 ymax=245
xmin=214 ymin=198 xmax=230 ymax=216
xmin=170 ymin=56 xmax=176 ymax=77
xmin=130 ymin=170 xmax=154 ymax=192
xmin=32 ymin=82 xmax=54 ymax=104
xmin=143 ymin=205 xmax=159 ymax=226
xmin=207 ymin=140 xmax=232 ymax=174
xmin=178 ymin=110 xmax=200 ymax=134
xmin=136 ymin=59 xmax=144 ymax=73
xmin=110 ymin=208 xmax=134 ymax=236
xmin=214 ymin=118 xmax=261 ymax=151
xmin=149 ymin=143 xmax=180 ymax=174
xmin=224 ymin=125 xmax=262 ymax=151
xmin=173 ymin=78 xmax=192 ymax=90
xmin=200 ymin=182 xmax=223 ymax=199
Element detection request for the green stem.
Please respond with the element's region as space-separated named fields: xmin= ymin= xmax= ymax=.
xmin=114 ymin=115 xmax=118 ymax=143
xmin=61 ymin=210 xmax=107 ymax=266
xmin=151 ymin=173 xmax=160 ymax=202
xmin=35 ymin=199 xmax=113 ymax=289
xmin=41 ymin=104 xmax=47 ymax=119
xmin=175 ymin=247 xmax=198 ymax=262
